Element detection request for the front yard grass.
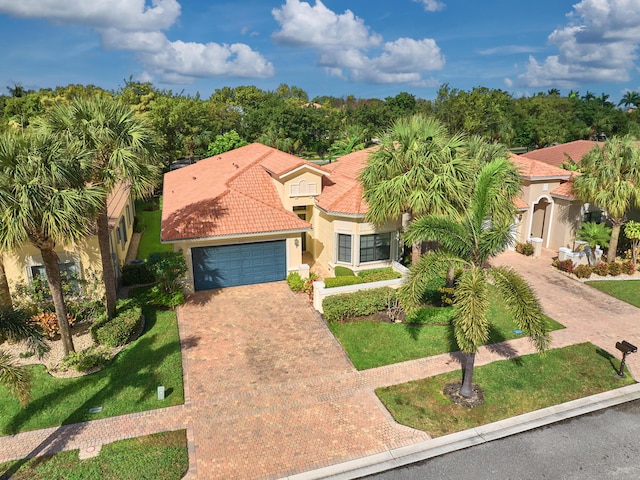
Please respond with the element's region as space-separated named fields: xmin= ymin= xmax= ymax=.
xmin=0 ymin=286 xmax=184 ymax=435
xmin=0 ymin=429 xmax=188 ymax=479
xmin=585 ymin=279 xmax=640 ymax=308
xmin=328 ymin=292 xmax=564 ymax=370
xmin=135 ymin=197 xmax=173 ymax=260
xmin=376 ymin=343 xmax=635 ymax=437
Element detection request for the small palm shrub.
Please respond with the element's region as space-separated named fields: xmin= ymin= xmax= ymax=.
xmin=592 ymin=262 xmax=610 ymax=276
xmin=515 ymin=242 xmax=534 ymax=256
xmin=576 ymin=221 xmax=612 ymax=249
xmin=608 ymin=262 xmax=622 ymax=276
xmin=287 ymin=272 xmax=305 ymax=291
xmin=574 ymin=265 xmax=592 ymax=279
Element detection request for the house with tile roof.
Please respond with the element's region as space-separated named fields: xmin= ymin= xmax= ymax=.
xmin=521 ymin=140 xmax=600 ymax=168
xmin=161 ymin=143 xmax=401 ymax=292
xmin=3 ymin=182 xmax=136 ymax=297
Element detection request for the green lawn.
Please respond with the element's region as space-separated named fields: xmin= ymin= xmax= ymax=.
xmin=585 ymin=279 xmax=640 ymax=308
xmin=0 ymin=430 xmax=188 ymax=479
xmin=328 ymin=292 xmax=564 ymax=370
xmin=0 ymin=286 xmax=184 ymax=435
xmin=376 ymin=343 xmax=635 ymax=437
xmin=135 ymin=198 xmax=172 ymax=260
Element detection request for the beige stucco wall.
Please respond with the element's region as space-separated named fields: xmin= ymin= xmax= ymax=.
xmin=171 ymin=232 xmax=305 ymax=293
xmin=548 ymin=199 xmax=582 ymax=249
xmin=3 ymin=193 xmax=135 ymax=298
xmin=272 ymin=169 xmax=324 ymax=211
xmin=311 ymin=209 xmax=401 ymax=275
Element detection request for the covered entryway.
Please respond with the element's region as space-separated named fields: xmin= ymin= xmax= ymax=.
xmin=192 ymin=240 xmax=286 ymax=291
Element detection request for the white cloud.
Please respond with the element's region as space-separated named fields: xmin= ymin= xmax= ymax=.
xmin=0 ymin=0 xmax=274 ymax=82
xmin=272 ymin=0 xmax=381 ymax=48
xmin=518 ymin=0 xmax=640 ymax=87
xmin=478 ymin=45 xmax=540 ymax=56
xmin=412 ymin=0 xmax=446 ymax=12
xmin=272 ymin=0 xmax=444 ymax=85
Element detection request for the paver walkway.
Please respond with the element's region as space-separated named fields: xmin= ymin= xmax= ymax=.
xmin=1 ymin=249 xmax=639 ymax=479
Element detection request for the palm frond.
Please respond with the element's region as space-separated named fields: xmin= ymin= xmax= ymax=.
xmin=0 ymin=307 xmax=49 ymax=358
xmin=452 ymin=266 xmax=490 ymax=353
xmin=0 ymin=350 xmax=32 ymax=406
xmin=489 ymin=266 xmax=550 ymax=353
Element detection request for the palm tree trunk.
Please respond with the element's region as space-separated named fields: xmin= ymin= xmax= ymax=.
xmin=0 ymin=254 xmax=12 ymax=308
xmin=403 ymin=210 xmax=422 ymax=266
xmin=40 ymin=247 xmax=75 ymax=355
xmin=446 ymin=264 xmax=455 ymax=288
xmin=608 ymin=222 xmax=622 ymax=263
xmin=97 ymin=206 xmax=117 ymax=318
xmin=460 ymin=352 xmax=476 ymax=398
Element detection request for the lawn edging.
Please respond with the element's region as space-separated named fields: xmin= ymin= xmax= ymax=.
xmin=286 ymin=383 xmax=640 ymax=480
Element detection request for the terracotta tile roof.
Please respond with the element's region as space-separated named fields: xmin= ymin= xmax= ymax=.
xmin=550 ymin=174 xmax=579 ymax=200
xmin=514 ymin=197 xmax=529 ymax=210
xmin=316 ymin=147 xmax=378 ymax=216
xmin=162 ymin=143 xmax=312 ymax=241
xmin=510 ymin=154 xmax=572 ymax=180
xmin=520 ymin=140 xmax=600 ymax=167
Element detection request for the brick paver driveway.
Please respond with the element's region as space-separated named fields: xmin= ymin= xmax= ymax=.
xmin=179 ymin=282 xmax=426 ymax=479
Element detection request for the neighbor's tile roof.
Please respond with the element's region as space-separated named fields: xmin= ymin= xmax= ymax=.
xmin=520 ymin=140 xmax=600 ymax=167
xmin=510 ymin=154 xmax=573 ymax=180
xmin=161 ymin=143 xmax=312 ymax=241
xmin=316 ymin=147 xmax=378 ymax=216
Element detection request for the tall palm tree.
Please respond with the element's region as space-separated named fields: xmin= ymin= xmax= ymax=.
xmin=618 ymin=91 xmax=640 ymax=109
xmin=37 ymin=97 xmax=161 ymax=318
xmin=0 ymin=131 xmax=103 ymax=355
xmin=573 ymin=136 xmax=640 ymax=262
xmin=360 ymin=115 xmax=472 ymax=265
xmin=400 ymin=158 xmax=550 ymax=399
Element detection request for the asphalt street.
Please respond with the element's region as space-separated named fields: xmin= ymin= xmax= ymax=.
xmin=364 ymin=399 xmax=640 ymax=480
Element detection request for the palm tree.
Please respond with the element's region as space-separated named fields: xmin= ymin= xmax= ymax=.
xmin=618 ymin=91 xmax=640 ymax=109
xmin=400 ymin=158 xmax=550 ymax=399
xmin=37 ymin=97 xmax=160 ymax=318
xmin=0 ymin=131 xmax=103 ymax=355
xmin=1 ymin=306 xmax=48 ymax=405
xmin=573 ymin=136 xmax=640 ymax=262
xmin=360 ymin=115 xmax=472 ymax=265
xmin=576 ymin=222 xmax=611 ymax=264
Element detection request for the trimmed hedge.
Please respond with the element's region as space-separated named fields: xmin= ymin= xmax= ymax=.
xmin=323 ymin=287 xmax=395 ymax=322
xmin=334 ymin=266 xmax=355 ymax=277
xmin=324 ymin=276 xmax=365 ymax=288
xmin=121 ymin=262 xmax=155 ymax=286
xmin=91 ymin=300 xmax=143 ymax=347
xmin=357 ymin=267 xmax=401 ymax=283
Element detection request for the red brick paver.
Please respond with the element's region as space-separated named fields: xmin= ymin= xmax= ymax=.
xmin=1 ymin=252 xmax=639 ymax=479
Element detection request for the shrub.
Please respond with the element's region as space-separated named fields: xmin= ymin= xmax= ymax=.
xmin=357 ymin=268 xmax=402 ymax=283
xmin=146 ymin=284 xmax=185 ymax=309
xmin=66 ymin=300 xmax=103 ymax=324
xmin=147 ymin=252 xmax=187 ymax=293
xmin=30 ymin=311 xmax=75 ymax=339
xmin=556 ymin=259 xmax=574 ymax=273
xmin=608 ymin=262 xmax=622 ymax=276
xmin=515 ymin=242 xmax=534 ymax=256
xmin=91 ymin=300 xmax=143 ymax=347
xmin=592 ymin=262 xmax=610 ymax=276
xmin=324 ymin=276 xmax=365 ymax=288
xmin=303 ymin=273 xmax=318 ymax=296
xmin=334 ymin=266 xmax=355 ymax=277
xmin=574 ymin=264 xmax=593 ymax=279
xmin=121 ymin=262 xmax=155 ymax=286
xmin=63 ymin=345 xmax=110 ymax=372
xmin=621 ymin=261 xmax=636 ymax=275
xmin=438 ymin=286 xmax=455 ymax=306
xmin=287 ymin=272 xmax=305 ymax=292
xmin=323 ymin=287 xmax=395 ymax=322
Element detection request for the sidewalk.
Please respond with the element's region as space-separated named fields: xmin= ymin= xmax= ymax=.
xmin=0 ymin=249 xmax=639 ymax=480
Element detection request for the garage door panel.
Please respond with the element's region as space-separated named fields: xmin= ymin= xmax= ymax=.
xmin=192 ymin=240 xmax=286 ymax=291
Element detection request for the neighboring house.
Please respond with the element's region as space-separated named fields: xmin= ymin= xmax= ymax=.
xmin=161 ymin=143 xmax=401 ymax=292
xmin=510 ymin=154 xmax=587 ymax=250
xmin=3 ymin=183 xmax=136 ymax=296
xmin=521 ymin=140 xmax=600 ymax=168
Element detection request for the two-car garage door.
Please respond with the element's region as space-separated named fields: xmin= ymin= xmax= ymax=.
xmin=191 ymin=240 xmax=286 ymax=291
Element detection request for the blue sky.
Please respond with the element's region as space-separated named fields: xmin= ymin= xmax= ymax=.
xmin=2 ymin=0 xmax=640 ymax=102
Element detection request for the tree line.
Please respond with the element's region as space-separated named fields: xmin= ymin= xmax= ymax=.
xmin=3 ymin=80 xmax=640 ymax=166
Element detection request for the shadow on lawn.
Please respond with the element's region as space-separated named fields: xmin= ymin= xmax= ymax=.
xmin=0 ymin=307 xmax=182 ymax=479
xmin=596 ymin=347 xmax=621 ymax=375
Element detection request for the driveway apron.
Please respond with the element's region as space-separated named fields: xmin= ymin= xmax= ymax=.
xmin=178 ymin=282 xmax=427 ymax=479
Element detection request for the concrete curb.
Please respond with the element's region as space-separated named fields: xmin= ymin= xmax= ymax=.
xmin=281 ymin=383 xmax=640 ymax=480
